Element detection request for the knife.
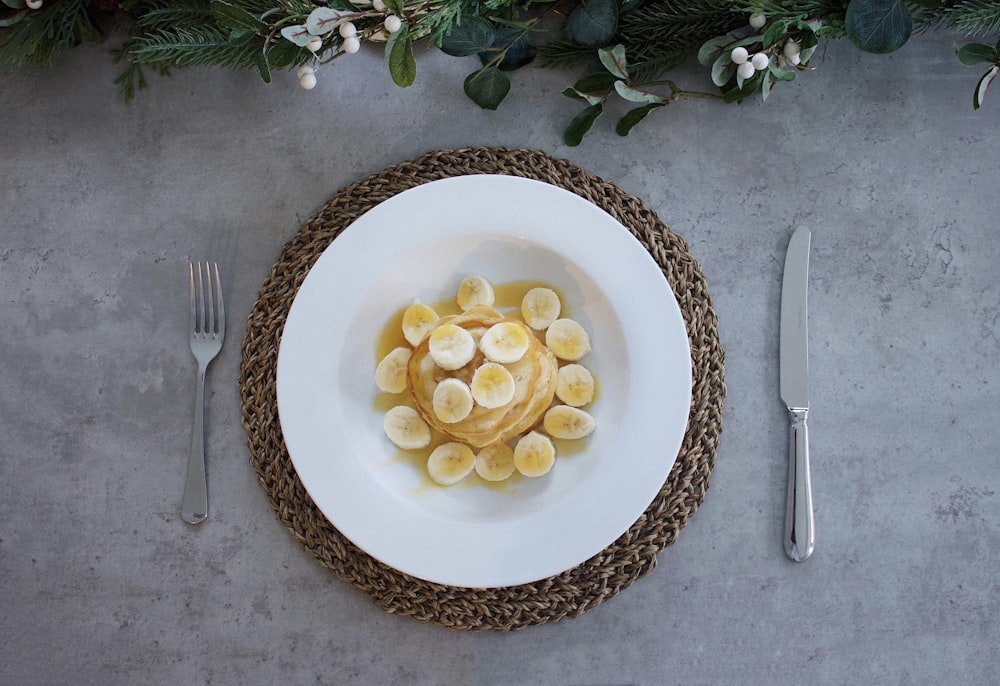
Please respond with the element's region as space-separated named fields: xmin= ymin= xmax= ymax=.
xmin=780 ymin=226 xmax=815 ymax=562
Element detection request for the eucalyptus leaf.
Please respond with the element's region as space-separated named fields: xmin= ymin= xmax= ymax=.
xmin=616 ymin=103 xmax=662 ymax=136
xmin=439 ymin=16 xmax=495 ymax=56
xmin=386 ymin=27 xmax=416 ymax=87
xmin=845 ymin=0 xmax=912 ymax=54
xmin=613 ymin=80 xmax=666 ymax=104
xmin=1 ymin=0 xmax=25 ymax=9
xmin=564 ymin=103 xmax=603 ymax=146
xmin=280 ymin=25 xmax=313 ymax=47
xmin=211 ymin=0 xmax=266 ymax=32
xmin=464 ymin=67 xmax=510 ymax=109
xmin=598 ymin=44 xmax=628 ymax=79
xmin=761 ymin=68 xmax=772 ymax=102
xmin=307 ymin=7 xmax=348 ymax=36
xmin=957 ymin=43 xmax=997 ymax=66
xmin=477 ymin=27 xmax=535 ymax=71
xmin=565 ymin=0 xmax=619 ymax=49
xmin=973 ymin=65 xmax=999 ymax=110
xmin=0 ymin=9 xmax=27 ymax=27
xmin=619 ymin=0 xmax=646 ymax=13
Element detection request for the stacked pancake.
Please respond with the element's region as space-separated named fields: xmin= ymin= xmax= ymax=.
xmin=406 ymin=305 xmax=558 ymax=448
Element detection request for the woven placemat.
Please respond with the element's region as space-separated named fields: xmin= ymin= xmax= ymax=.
xmin=239 ymin=147 xmax=725 ymax=631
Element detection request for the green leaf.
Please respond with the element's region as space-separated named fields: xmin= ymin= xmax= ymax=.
xmin=382 ymin=0 xmax=404 ymax=17
xmin=572 ymin=71 xmax=618 ymax=94
xmin=464 ymin=67 xmax=510 ymax=109
xmin=386 ymin=27 xmax=416 ymax=87
xmin=280 ymin=25 xmax=313 ymax=47
xmin=564 ymin=103 xmax=603 ymax=146
xmin=439 ymin=16 xmax=495 ymax=57
xmin=762 ymin=19 xmax=792 ymax=49
xmin=256 ymin=50 xmax=271 ymax=83
xmin=211 ymin=0 xmax=266 ymax=32
xmin=598 ymin=44 xmax=628 ymax=79
xmin=957 ymin=43 xmax=997 ymax=66
xmin=1 ymin=0 xmax=25 ymax=9
xmin=973 ymin=65 xmax=1000 ymax=110
xmin=266 ymin=39 xmax=305 ymax=68
xmin=565 ymin=0 xmax=619 ymax=48
xmin=845 ymin=0 xmax=912 ymax=54
xmin=711 ymin=52 xmax=736 ymax=87
xmin=229 ymin=28 xmax=256 ymax=46
xmin=613 ymin=80 xmax=666 ymax=104
xmin=615 ymin=103 xmax=663 ymax=136
xmin=698 ymin=34 xmax=734 ymax=68
xmin=0 ymin=8 xmax=26 ymax=26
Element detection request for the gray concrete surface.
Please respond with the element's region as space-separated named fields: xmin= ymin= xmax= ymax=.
xmin=2 ymin=28 xmax=999 ymax=685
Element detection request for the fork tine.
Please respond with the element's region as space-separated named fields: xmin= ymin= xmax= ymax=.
xmin=189 ymin=262 xmax=196 ymax=331
xmin=212 ymin=262 xmax=225 ymax=335
xmin=196 ymin=262 xmax=206 ymax=335
xmin=206 ymin=262 xmax=216 ymax=336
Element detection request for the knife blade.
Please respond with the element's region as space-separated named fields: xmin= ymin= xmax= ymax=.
xmin=780 ymin=226 xmax=815 ymax=562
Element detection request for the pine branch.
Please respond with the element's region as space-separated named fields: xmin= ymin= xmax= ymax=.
xmin=946 ymin=0 xmax=1000 ymax=37
xmin=127 ymin=24 xmax=259 ymax=68
xmin=0 ymin=0 xmax=100 ymax=66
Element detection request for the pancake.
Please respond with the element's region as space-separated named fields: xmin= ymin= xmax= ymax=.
xmin=407 ymin=306 xmax=558 ymax=448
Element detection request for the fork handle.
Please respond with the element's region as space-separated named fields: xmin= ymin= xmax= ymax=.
xmin=182 ymin=364 xmax=209 ymax=524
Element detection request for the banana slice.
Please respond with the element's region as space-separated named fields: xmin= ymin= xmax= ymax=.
xmin=428 ymin=323 xmax=476 ymax=370
xmin=479 ymin=321 xmax=531 ymax=364
xmin=383 ymin=405 xmax=432 ymax=450
xmin=521 ymin=287 xmax=561 ymax=330
xmin=456 ymin=275 xmax=495 ymax=311
xmin=543 ymin=405 xmax=596 ymax=440
xmin=374 ymin=347 xmax=411 ymax=394
xmin=513 ymin=431 xmax=556 ymax=477
xmin=544 ymin=318 xmax=591 ymax=361
xmin=555 ymin=363 xmax=595 ymax=407
xmin=432 ymin=378 xmax=474 ymax=423
xmin=426 ymin=442 xmax=476 ymax=485
xmin=402 ymin=301 xmax=439 ymax=346
xmin=474 ymin=442 xmax=516 ymax=481
xmin=470 ymin=362 xmax=516 ymax=408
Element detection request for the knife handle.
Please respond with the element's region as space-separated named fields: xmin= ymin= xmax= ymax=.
xmin=784 ymin=408 xmax=815 ymax=562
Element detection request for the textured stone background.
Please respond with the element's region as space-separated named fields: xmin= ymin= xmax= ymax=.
xmin=2 ymin=28 xmax=998 ymax=685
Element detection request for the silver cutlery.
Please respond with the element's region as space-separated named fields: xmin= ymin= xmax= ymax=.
xmin=780 ymin=227 xmax=815 ymax=562
xmin=182 ymin=262 xmax=225 ymax=524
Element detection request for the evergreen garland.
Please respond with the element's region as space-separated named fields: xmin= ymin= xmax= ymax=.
xmin=3 ymin=0 xmax=999 ymax=142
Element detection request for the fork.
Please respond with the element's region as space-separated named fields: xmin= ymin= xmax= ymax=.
xmin=182 ymin=262 xmax=225 ymax=524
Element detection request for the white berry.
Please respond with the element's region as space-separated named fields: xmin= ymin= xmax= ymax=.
xmin=372 ymin=0 xmax=386 ymax=10
xmin=730 ymin=46 xmax=749 ymax=64
xmin=737 ymin=61 xmax=756 ymax=79
xmin=297 ymin=64 xmax=314 ymax=78
xmin=790 ymin=52 xmax=802 ymax=66
xmin=339 ymin=21 xmax=357 ymax=38
xmin=26 ymin=0 xmax=42 ymax=7
xmin=749 ymin=13 xmax=766 ymax=29
xmin=783 ymin=40 xmax=801 ymax=59
xmin=307 ymin=37 xmax=322 ymax=52
xmin=299 ymin=72 xmax=317 ymax=90
xmin=342 ymin=36 xmax=361 ymax=54
xmin=751 ymin=52 xmax=770 ymax=70
xmin=384 ymin=15 xmax=402 ymax=33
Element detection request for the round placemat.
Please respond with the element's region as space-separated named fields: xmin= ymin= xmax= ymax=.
xmin=239 ymin=147 xmax=725 ymax=631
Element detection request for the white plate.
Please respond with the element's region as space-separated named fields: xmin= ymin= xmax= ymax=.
xmin=276 ymin=175 xmax=691 ymax=588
